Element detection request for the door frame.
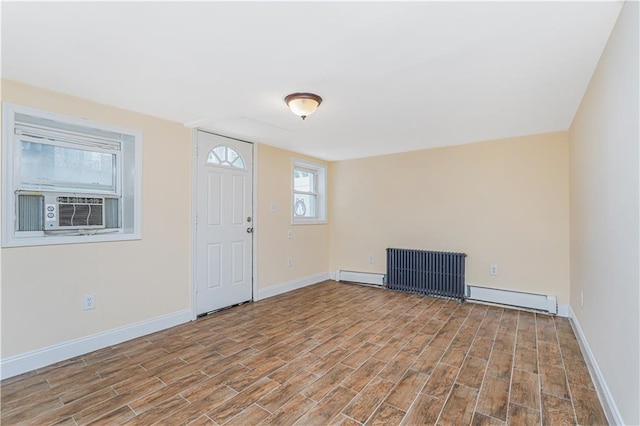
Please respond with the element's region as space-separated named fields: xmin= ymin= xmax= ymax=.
xmin=190 ymin=129 xmax=259 ymax=320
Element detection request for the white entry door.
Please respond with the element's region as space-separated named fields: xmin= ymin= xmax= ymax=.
xmin=195 ymin=131 xmax=253 ymax=314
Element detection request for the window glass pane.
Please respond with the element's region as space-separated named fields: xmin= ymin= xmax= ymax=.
xmin=231 ymin=157 xmax=245 ymax=169
xmin=294 ymin=169 xmax=315 ymax=192
xmin=206 ymin=151 xmax=221 ymax=165
xmin=227 ymin=148 xmax=238 ymax=163
xmin=294 ymin=193 xmax=317 ymax=218
xmin=206 ymin=146 xmax=246 ymax=169
xmin=20 ymin=140 xmax=116 ymax=192
xmin=213 ymin=146 xmax=226 ymax=160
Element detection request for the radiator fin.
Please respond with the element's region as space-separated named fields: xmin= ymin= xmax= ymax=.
xmin=386 ymin=248 xmax=466 ymax=301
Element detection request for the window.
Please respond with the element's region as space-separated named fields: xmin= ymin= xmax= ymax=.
xmin=2 ymin=102 xmax=142 ymax=247
xmin=292 ymin=159 xmax=326 ymax=225
xmin=206 ymin=145 xmax=245 ymax=169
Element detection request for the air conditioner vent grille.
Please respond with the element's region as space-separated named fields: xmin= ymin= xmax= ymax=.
xmin=58 ymin=203 xmax=103 ymax=227
xmin=17 ymin=194 xmax=43 ymax=231
xmin=57 ymin=196 xmax=104 ymax=205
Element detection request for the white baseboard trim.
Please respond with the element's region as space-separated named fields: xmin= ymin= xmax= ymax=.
xmin=255 ymin=272 xmax=330 ymax=301
xmin=1 ymin=308 xmax=192 ymax=380
xmin=568 ymin=305 xmax=623 ymax=425
xmin=336 ymin=270 xmax=385 ymax=286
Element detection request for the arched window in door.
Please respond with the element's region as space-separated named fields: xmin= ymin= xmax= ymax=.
xmin=206 ymin=145 xmax=246 ymax=169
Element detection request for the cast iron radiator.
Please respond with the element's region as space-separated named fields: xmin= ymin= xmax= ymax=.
xmin=386 ymin=248 xmax=467 ymax=301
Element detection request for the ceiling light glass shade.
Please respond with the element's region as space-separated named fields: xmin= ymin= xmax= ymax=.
xmin=285 ymin=93 xmax=322 ymax=120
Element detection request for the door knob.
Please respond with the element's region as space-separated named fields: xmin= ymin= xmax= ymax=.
xmin=246 ymin=227 xmax=254 ymax=233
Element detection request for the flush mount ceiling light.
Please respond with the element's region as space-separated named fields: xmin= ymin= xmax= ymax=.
xmin=284 ymin=92 xmax=323 ymax=120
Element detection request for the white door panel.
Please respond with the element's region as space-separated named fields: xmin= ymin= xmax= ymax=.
xmin=196 ymin=131 xmax=253 ymax=314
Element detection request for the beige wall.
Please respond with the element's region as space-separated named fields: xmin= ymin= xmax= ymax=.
xmin=0 ymin=81 xmax=333 ymax=362
xmin=569 ymin=1 xmax=639 ymax=423
xmin=330 ymin=132 xmax=570 ymax=303
xmin=1 ymin=80 xmax=192 ymax=358
xmin=256 ymin=144 xmax=330 ymax=290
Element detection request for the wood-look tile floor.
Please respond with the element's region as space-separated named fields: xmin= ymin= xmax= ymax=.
xmin=1 ymin=281 xmax=608 ymax=425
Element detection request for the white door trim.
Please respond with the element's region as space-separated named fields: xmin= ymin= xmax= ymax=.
xmin=191 ymin=130 xmax=198 ymax=320
xmin=190 ymin=130 xmax=258 ymax=320
xmin=252 ymin=142 xmax=259 ymax=301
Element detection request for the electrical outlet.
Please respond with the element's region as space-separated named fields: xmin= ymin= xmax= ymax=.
xmin=83 ymin=293 xmax=96 ymax=310
xmin=581 ymin=290 xmax=584 ymax=308
xmin=287 ymin=229 xmax=293 ymax=239
xmin=270 ymin=202 xmax=276 ymax=213
xmin=490 ymin=264 xmax=498 ymax=276
xmin=369 ymin=255 xmax=375 ymax=264
xmin=287 ymin=257 xmax=292 ymax=267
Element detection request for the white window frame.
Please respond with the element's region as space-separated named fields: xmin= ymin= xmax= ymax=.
xmin=292 ymin=158 xmax=327 ymax=225
xmin=2 ymin=102 xmax=143 ymax=247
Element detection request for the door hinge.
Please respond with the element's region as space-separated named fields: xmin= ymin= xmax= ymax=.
xmin=195 ymin=214 xmax=198 ymax=226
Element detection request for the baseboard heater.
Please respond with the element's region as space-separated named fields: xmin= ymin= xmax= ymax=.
xmin=336 ymin=270 xmax=385 ymax=287
xmin=386 ymin=248 xmax=466 ymax=301
xmin=466 ymin=285 xmax=558 ymax=315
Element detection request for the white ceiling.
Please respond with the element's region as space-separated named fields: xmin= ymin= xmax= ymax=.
xmin=1 ymin=1 xmax=623 ymax=161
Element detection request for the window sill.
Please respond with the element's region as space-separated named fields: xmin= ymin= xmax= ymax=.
xmin=292 ymin=219 xmax=328 ymax=226
xmin=2 ymin=232 xmax=141 ymax=248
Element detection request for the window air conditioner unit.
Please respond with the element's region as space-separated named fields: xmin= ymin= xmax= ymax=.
xmin=44 ymin=194 xmax=106 ymax=230
xmin=16 ymin=192 xmax=120 ymax=232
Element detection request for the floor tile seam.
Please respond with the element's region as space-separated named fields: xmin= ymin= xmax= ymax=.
xmin=469 ymin=308 xmax=501 ymax=422
xmin=505 ymin=310 xmax=520 ymax=425
xmin=144 ymin=394 xmax=192 ymax=425
xmin=0 ymin=380 xmax=60 ymax=404
xmin=442 ymin=312 xmax=482 ymax=371
xmin=0 ymin=396 xmax=65 ymax=424
xmin=479 ymin=410 xmax=509 ymax=424
xmin=406 ymin=340 xmax=448 ymax=379
xmin=509 ymin=399 xmax=542 ymax=415
xmin=508 ymin=367 xmax=542 ymax=411
xmin=552 ymin=316 xmax=581 ymax=425
xmin=346 ymin=366 xmax=387 ymax=395
xmin=408 ymin=319 xmax=447 ymax=363
xmin=0 ymin=375 xmax=43 ymax=394
xmin=253 ymin=399 xmax=276 ymax=415
xmin=383 ymin=394 xmax=414 ymax=414
xmin=198 ymin=413 xmax=216 ymax=425
xmin=66 ymin=415 xmax=80 ymax=425
xmin=351 ymin=379 xmax=397 ymax=426
xmin=125 ymin=374 xmax=205 ymax=415
xmin=432 ymin=341 xmax=476 ymax=425
xmin=296 ymin=389 xmax=337 ymax=422
xmin=177 ymin=382 xmax=223 ymax=404
xmin=436 ymin=381 xmax=478 ymax=424
xmin=343 ymin=341 xmax=383 ymax=359
xmin=538 ymin=356 xmax=572 ymax=400
xmin=379 ymin=364 xmax=429 ymax=411
xmin=300 ymin=367 xmax=322 ymax=381
xmin=340 ymin=412 xmax=363 ymax=425
xmin=37 ymin=360 xmax=89 ymax=378
xmin=398 ymin=390 xmax=439 ymax=426
xmin=26 ymin=384 xmax=124 ymax=424
xmin=70 ymin=411 xmax=85 ymax=425
xmin=533 ymin=313 xmax=545 ymax=426
xmin=302 ymin=373 xmax=353 ymax=403
xmin=221 ymin=402 xmax=268 ymax=425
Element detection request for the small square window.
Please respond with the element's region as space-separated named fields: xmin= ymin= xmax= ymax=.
xmin=292 ymin=159 xmax=326 ymax=225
